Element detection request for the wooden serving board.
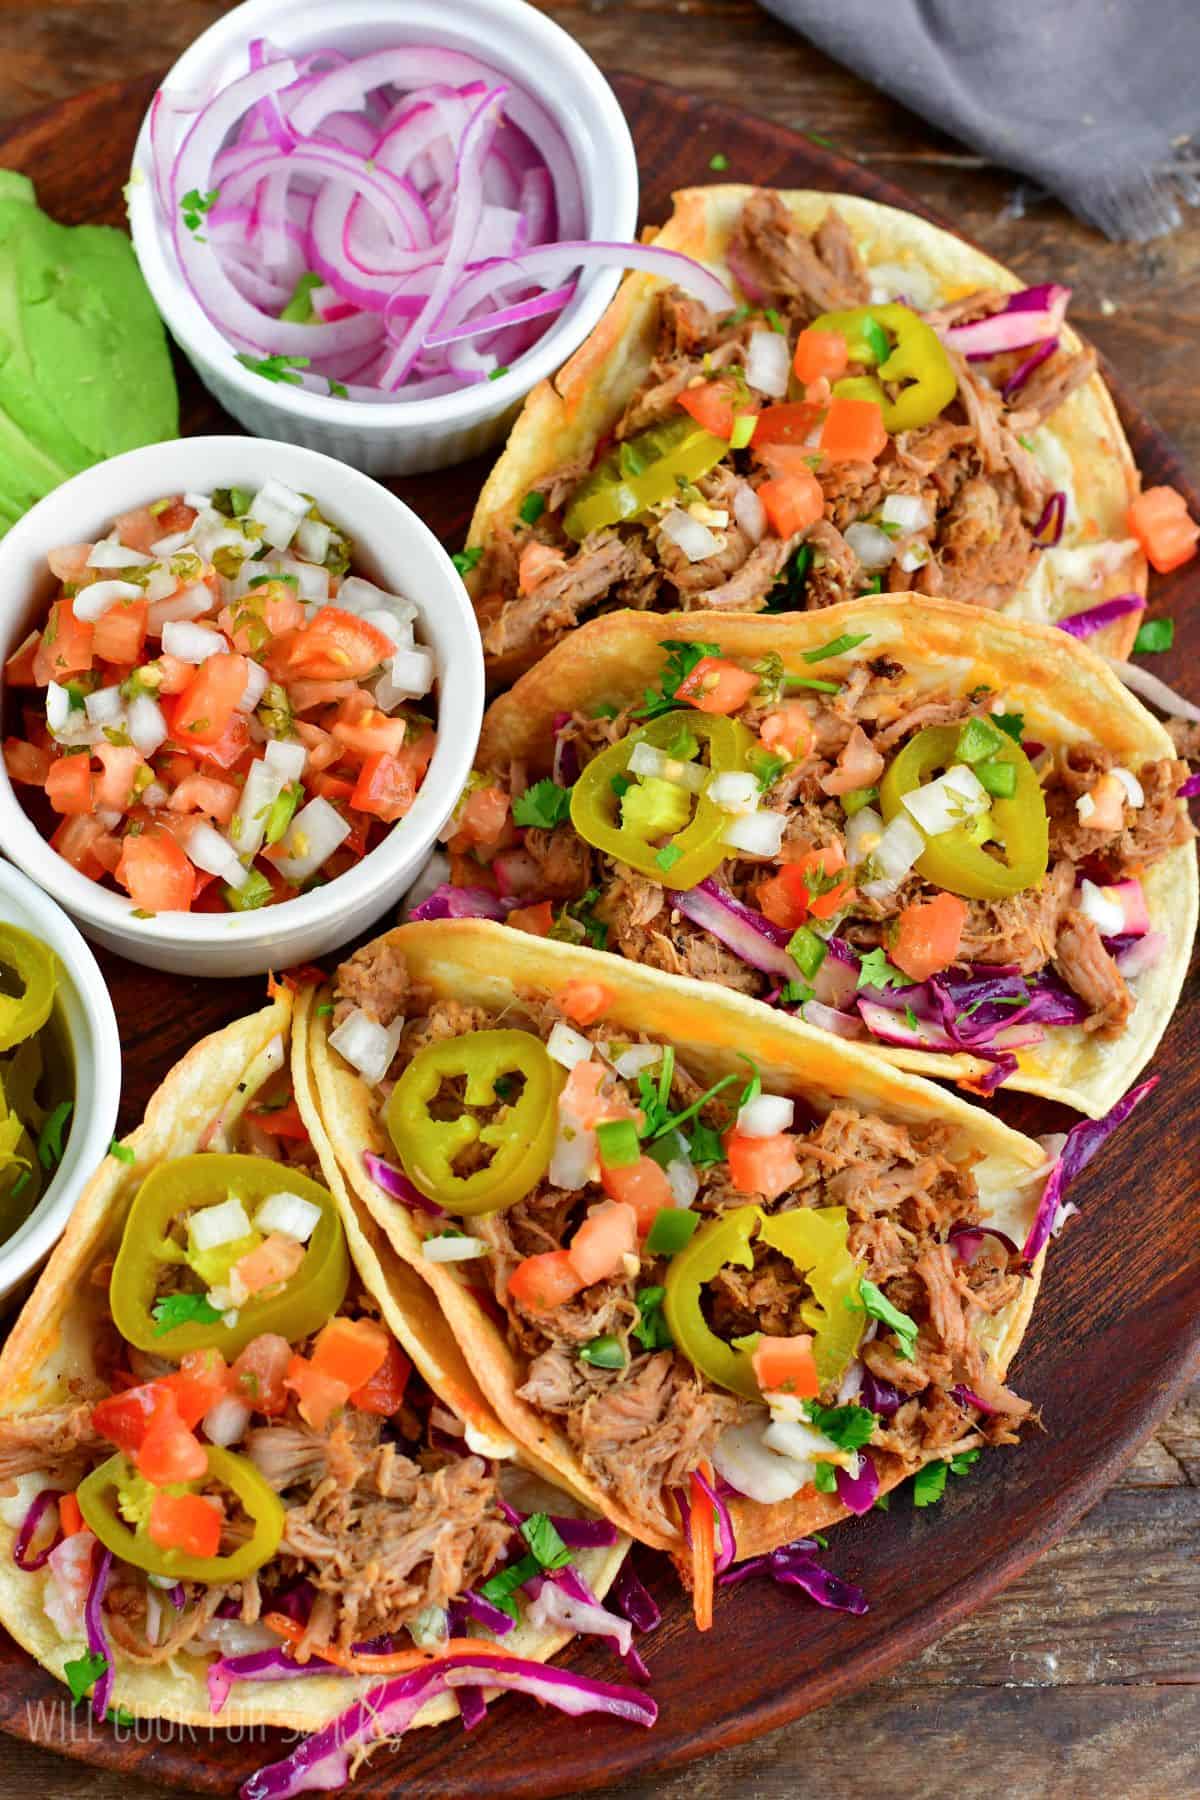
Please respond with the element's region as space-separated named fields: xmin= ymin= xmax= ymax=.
xmin=0 ymin=69 xmax=1197 ymax=1800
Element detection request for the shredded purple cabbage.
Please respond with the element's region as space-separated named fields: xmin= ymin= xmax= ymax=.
xmin=1057 ymin=593 xmax=1146 ymax=639
xmin=454 ymin=1588 xmax=516 ymax=1636
xmin=1001 ymin=335 xmax=1057 ymax=401
xmin=1032 ymin=490 xmax=1067 ymax=547
xmin=409 ymin=883 xmax=511 ymax=922
xmin=551 ymin=712 xmax=580 ymax=788
xmin=950 ymin=1383 xmax=1003 ymax=1417
xmin=612 ymin=1553 xmax=662 ymax=1635
xmin=551 ymin=1565 xmax=650 ymax=1683
xmin=548 ymin=1514 xmax=620 ymax=1550
xmin=84 ymin=1545 xmax=115 ymax=1723
xmin=1180 ymin=772 xmax=1200 ymax=799
xmin=208 ymin=1647 xmax=340 ymax=1717
xmin=947 ymin=1220 xmax=1021 ymax=1264
xmin=720 ymin=1540 xmax=867 ymax=1615
xmin=12 ymin=1487 xmax=63 ymax=1572
xmin=1022 ymin=1077 xmax=1158 ymax=1260
xmin=858 ymin=1370 xmax=903 ymax=1417
xmin=689 ymin=1464 xmax=736 ymax=1576
xmin=834 ymin=1454 xmax=880 ymax=1516
xmin=362 ymin=1150 xmax=444 ymax=1215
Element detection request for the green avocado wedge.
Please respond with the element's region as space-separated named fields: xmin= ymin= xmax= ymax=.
xmin=0 ymin=172 xmax=177 ymax=536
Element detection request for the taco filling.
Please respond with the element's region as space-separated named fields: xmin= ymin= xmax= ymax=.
xmin=471 ymin=191 xmax=1121 ymax=667
xmin=327 ymin=938 xmax=1040 ymax=1566
xmin=439 ymin=628 xmax=1193 ymax=1094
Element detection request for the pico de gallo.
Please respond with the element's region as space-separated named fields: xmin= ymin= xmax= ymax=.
xmin=2 ymin=480 xmax=438 ymax=914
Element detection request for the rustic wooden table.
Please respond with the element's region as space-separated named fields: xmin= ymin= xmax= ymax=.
xmin=0 ymin=2 xmax=1196 ymax=1795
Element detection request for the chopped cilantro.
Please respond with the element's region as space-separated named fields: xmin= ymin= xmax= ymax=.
xmin=479 ymin=1553 xmax=541 ymax=1620
xmin=152 ymin=1292 xmax=223 ymax=1335
xmin=803 ymin=631 xmax=870 ymax=665
xmin=316 ymin=1001 xmax=334 ymax=1017
xmin=765 ymin=544 xmax=813 ymax=613
xmin=518 ymin=492 xmax=545 ymax=526
xmin=634 ymin=640 xmax=720 ymax=721
xmin=812 ymin=1461 xmax=838 ymax=1493
xmin=861 ymin=574 xmax=884 ymax=595
xmin=873 ymin=1491 xmax=891 ymax=1511
xmin=859 ymin=1278 xmax=918 ymax=1359
xmin=512 ymin=779 xmax=573 ymax=829
xmin=913 ymin=1450 xmax=978 ymax=1507
xmin=720 ymin=303 xmax=754 ymax=328
xmin=108 ymin=1140 xmax=135 ymax=1165
xmin=452 ymin=545 xmax=483 ymax=577
xmin=488 ymin=364 xmax=510 ymax=381
xmin=107 ymin=1706 xmax=136 ymax=1727
xmin=1134 ymin=618 xmax=1174 ymax=654
xmin=951 ymin=1449 xmax=981 ymax=1475
xmin=37 ymin=1101 xmax=72 ymax=1171
xmin=521 ymin=1513 xmax=572 ymax=1570
xmin=180 ymin=187 xmax=218 ymax=234
xmin=235 ymin=352 xmax=310 ymax=386
xmin=663 ymin=722 xmax=700 ymax=761
xmin=553 ymin=886 xmax=608 ymax=951
xmin=804 ymin=1400 xmax=877 ymax=1451
xmin=64 ymin=1650 xmax=109 ymax=1705
xmin=610 ymin=772 xmax=632 ymax=799
xmin=737 ymin=1053 xmax=762 ymax=1109
xmin=991 ymin=711 xmax=1025 ymax=745
xmin=656 ymin=843 xmax=684 ymax=873
xmin=904 ymin=1004 xmax=921 ymax=1032
xmin=779 ymin=980 xmax=815 ymax=1005
xmin=806 ymin=131 xmax=836 ymax=150
xmin=578 ymin=1334 xmax=627 ymax=1369
xmin=749 ymin=748 xmax=787 ymax=791
xmin=856 ymin=947 xmax=914 ymax=991
xmin=709 ymin=152 xmax=729 ymax=171
xmin=280 ymin=271 xmax=321 ymax=323
xmin=765 ymin=307 xmax=786 ymax=334
xmin=632 ymin=1286 xmax=673 ymax=1351
xmin=593 ymin=701 xmax=619 ymax=719
xmin=812 ymin=1532 xmax=829 ymax=1549
xmin=686 ymin=1120 xmax=726 ymax=1166
xmin=327 ymin=378 xmax=349 ymax=399
xmin=841 ymin=785 xmax=878 ymax=817
xmin=783 ymin=674 xmax=841 ymax=695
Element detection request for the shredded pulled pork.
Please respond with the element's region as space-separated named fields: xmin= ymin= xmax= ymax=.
xmin=332 ymin=935 xmax=409 ymax=1031
xmin=0 ymin=1404 xmax=105 ymax=1485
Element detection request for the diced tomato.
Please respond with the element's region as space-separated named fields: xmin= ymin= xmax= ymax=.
xmin=294 ymin=721 xmax=341 ymax=772
xmin=92 ymin=1382 xmax=173 ymax=1454
xmin=453 ymin=784 xmax=511 ymax=851
xmin=725 ymin=1130 xmax=804 ymax=1201
xmin=93 ymin=599 xmax=148 ymax=666
xmin=219 ymin=587 xmax=305 ymax=652
xmin=243 ymin=1098 xmax=309 ymax=1140
xmin=350 ymin=1338 xmax=412 ymax=1415
xmin=507 ymin=1249 xmax=586 ymax=1312
xmin=568 ymin=1199 xmax=638 ymax=1284
xmin=46 ymin=544 xmax=92 ymax=584
xmin=58 ymin=1493 xmax=84 ymax=1537
xmin=449 ymin=849 xmax=498 ymax=892
xmin=792 ymin=328 xmax=848 ymax=386
xmin=507 ymin=899 xmax=555 ymax=936
xmin=146 ymin=499 xmax=197 ymax=539
xmin=162 ymin=1349 xmax=231 ymax=1429
xmin=232 ymin=1333 xmax=291 ymax=1415
xmin=350 ymin=747 xmax=419 ymax=822
xmin=758 ymin=842 xmax=854 ymax=929
xmin=50 ymin=815 xmax=115 ymax=878
xmin=33 ymin=599 xmax=94 ymax=685
xmin=93 ymin=743 xmax=146 ymax=811
xmin=309 ymin=773 xmax=354 ymax=805
xmin=168 ymin=775 xmax=239 ymax=824
xmin=4 ymin=630 xmax=40 ymax=686
xmin=116 ymin=827 xmax=197 ymax=912
xmin=751 ymin=1333 xmax=819 ymax=1398
xmin=273 ymin=608 xmax=394 ymax=682
xmin=287 ymin=678 xmax=361 ymax=715
xmin=757 ymin=469 xmax=824 ymax=538
xmin=759 ymin=701 xmax=815 ymax=762
xmin=752 ymin=402 xmax=822 ymax=450
xmin=113 ymin=505 xmax=168 ymax=556
xmin=148 ymin=1490 xmax=221 ymax=1559
xmin=1127 ymin=485 xmax=1199 ymax=574
xmin=283 ymin=1353 xmax=348 ymax=1432
xmin=45 ymin=754 xmax=93 ymax=816
xmin=140 ymin=1413 xmax=206 ymax=1486
xmin=312 ymin=1317 xmax=390 ymax=1392
xmin=518 ymin=541 xmax=567 ymax=595
xmin=148 ymin=653 xmax=194 ymax=696
xmin=233 ymin=1232 xmax=306 ymax=1297
xmin=331 ymin=706 xmax=410 ymax=761
xmin=677 ymin=377 xmax=744 ymax=440
xmin=560 ymin=1059 xmax=611 ymax=1129
xmin=559 ymin=979 xmax=613 ymax=1026
xmin=3 ymin=737 xmax=50 ymax=785
xmin=169 ymin=654 xmax=249 ymax=750
xmin=1078 ymin=771 xmax=1127 ymax=833
xmin=892 ymin=892 xmax=968 ymax=982
xmin=193 ymin=713 xmax=252 ymax=773
xmin=819 ymin=395 xmax=888 ymax=463
xmin=600 ymin=1156 xmax=673 ymax=1233
xmin=675 ymin=656 xmax=760 ymax=715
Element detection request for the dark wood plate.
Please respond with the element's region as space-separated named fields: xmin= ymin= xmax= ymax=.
xmin=0 ymin=68 xmax=1197 ymax=1800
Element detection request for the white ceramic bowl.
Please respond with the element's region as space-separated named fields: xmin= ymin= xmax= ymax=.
xmin=127 ymin=0 xmax=639 ymax=476
xmin=0 ymin=861 xmax=121 ymax=1306
xmin=0 ymin=436 xmax=484 ymax=977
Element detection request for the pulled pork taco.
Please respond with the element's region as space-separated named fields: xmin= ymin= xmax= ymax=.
xmin=0 ymin=986 xmax=645 ymax=1775
xmin=465 ymin=185 xmax=1144 ymax=685
xmin=438 ymin=598 xmax=1197 ymax=1119
xmin=308 ymin=919 xmax=1059 ymax=1593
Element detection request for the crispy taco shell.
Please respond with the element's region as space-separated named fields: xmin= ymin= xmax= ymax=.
xmin=477 ymin=597 xmax=1196 ymax=1118
xmin=308 ymin=920 xmax=1049 ymax=1557
xmin=467 ymin=185 xmax=1143 ymax=686
xmin=0 ymin=992 xmax=626 ymax=1729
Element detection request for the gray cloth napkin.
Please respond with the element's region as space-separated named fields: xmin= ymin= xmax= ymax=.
xmin=760 ymin=0 xmax=1200 ymax=240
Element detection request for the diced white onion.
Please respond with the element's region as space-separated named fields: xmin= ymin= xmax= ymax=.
xmin=736 ymin=1093 xmax=795 ymax=1138
xmin=844 ymin=522 xmax=895 ymax=571
xmin=897 ymin=542 xmax=930 ymax=573
xmin=712 ymin=1420 xmax=810 ymax=1505
xmin=184 ymin=490 xmax=212 ymax=511
xmin=1075 ymin=790 xmax=1096 ymax=823
xmin=360 ymin=607 xmax=403 ymax=650
xmin=147 ymin=584 xmax=213 ymax=630
xmin=845 ymin=805 xmax=885 ymax=866
xmin=144 ymin=564 xmax=179 ymax=603
xmin=95 ymin=806 xmax=123 ymax=830
xmin=338 ymin=576 xmax=417 ymax=621
xmin=660 ymin=507 xmax=719 ymax=563
xmin=549 ymin=1121 xmax=597 ymax=1190
xmin=723 ymin=809 xmax=787 ymax=856
xmin=150 ymin=529 xmax=192 ymax=558
xmin=860 ymin=811 xmax=926 ymax=900
xmin=745 ymin=327 xmax=791 ymax=397
xmin=707 ymin=771 xmax=760 ymax=814
xmin=280 ymin=556 xmax=330 ymax=604
xmin=378 ymin=645 xmax=435 ymax=704
xmin=72 ymin=578 xmax=144 ymax=621
xmin=763 ymin=1416 xmax=843 ymax=1465
xmin=236 ymin=660 xmax=270 ymax=714
xmin=248 ymin=478 xmax=309 ymax=551
xmin=230 ymin=758 xmax=284 ymax=859
xmin=627 ymin=741 xmax=707 ymax=792
xmin=902 ymin=764 xmax=989 ymax=837
xmin=264 ymin=736 xmax=307 ymax=781
xmin=45 ymin=681 xmax=71 ymax=734
xmin=294 ymin=517 xmax=332 ymax=563
xmin=141 ymin=781 xmax=168 ymax=808
xmin=187 ymin=820 xmax=249 ymax=888
xmin=881 ymin=494 xmax=931 ymax=532
xmin=162 ymin=619 xmax=225 ymax=664
xmin=422 ymin=1234 xmax=490 ymax=1262
xmin=126 ymin=693 xmax=167 ymax=757
xmin=1111 ymin=766 xmax=1144 ymax=808
xmin=407 ymin=1605 xmax=449 ymax=1651
xmin=270 ymin=794 xmax=351 ymax=886
xmin=254 ymin=1191 xmax=321 ymax=1242
xmin=84 ymin=685 xmax=125 ymax=726
xmin=611 ymin=1043 xmax=663 ymax=1079
xmin=88 ymin=540 xmax=154 ymax=569
xmin=203 ymin=1396 xmax=252 ymax=1447
xmin=547 ymin=1021 xmax=595 ymax=1069
xmin=665 ymin=1157 xmax=700 ymax=1209
xmin=732 ymin=482 xmax=767 ymax=545
xmin=327 ymin=1006 xmax=404 ymax=1085
xmin=867 ymin=260 xmax=939 ymax=310
xmin=1079 ymin=878 xmax=1126 ymax=937
xmin=189 ymin=1196 xmax=252 ymax=1251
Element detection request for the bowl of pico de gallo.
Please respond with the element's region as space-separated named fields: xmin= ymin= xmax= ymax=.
xmin=0 ymin=437 xmax=483 ymax=976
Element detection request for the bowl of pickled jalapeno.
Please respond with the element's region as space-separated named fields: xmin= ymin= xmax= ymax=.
xmin=0 ymin=859 xmax=120 ymax=1303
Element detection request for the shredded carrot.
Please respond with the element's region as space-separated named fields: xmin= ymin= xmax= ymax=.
xmin=59 ymin=1493 xmax=84 ymax=1537
xmin=263 ymin=1614 xmax=522 ymax=1675
xmin=689 ymin=1464 xmax=715 ymax=1633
